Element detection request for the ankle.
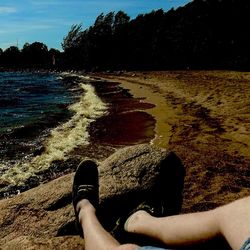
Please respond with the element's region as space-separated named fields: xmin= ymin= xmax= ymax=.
xmin=77 ymin=199 xmax=96 ymax=223
xmin=125 ymin=210 xmax=151 ymax=233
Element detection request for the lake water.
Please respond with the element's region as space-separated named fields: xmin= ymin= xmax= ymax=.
xmin=0 ymin=72 xmax=75 ymax=134
xmin=0 ymin=72 xmax=107 ymax=196
xmin=0 ymin=72 xmax=156 ymax=198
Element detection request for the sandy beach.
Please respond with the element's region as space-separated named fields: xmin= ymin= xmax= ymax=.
xmin=97 ymin=70 xmax=250 ymax=213
xmin=1 ymin=70 xmax=250 ymax=249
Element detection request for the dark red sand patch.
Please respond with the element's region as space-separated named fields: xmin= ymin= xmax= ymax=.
xmin=90 ymin=81 xmax=156 ymax=146
xmin=90 ymin=111 xmax=155 ymax=145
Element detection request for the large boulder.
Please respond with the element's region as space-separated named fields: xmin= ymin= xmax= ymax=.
xmin=0 ymin=144 xmax=185 ymax=249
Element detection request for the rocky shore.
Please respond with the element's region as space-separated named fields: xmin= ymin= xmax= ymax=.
xmin=0 ymin=145 xmax=185 ymax=249
xmin=1 ymin=71 xmax=250 ymax=249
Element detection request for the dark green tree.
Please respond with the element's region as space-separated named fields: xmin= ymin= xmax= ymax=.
xmin=2 ymin=46 xmax=21 ymax=67
xmin=87 ymin=12 xmax=115 ymax=69
xmin=60 ymin=0 xmax=250 ymax=71
xmin=112 ymin=11 xmax=130 ymax=68
xmin=61 ymin=24 xmax=83 ymax=69
xmin=22 ymin=42 xmax=49 ymax=67
xmin=62 ymin=24 xmax=82 ymax=51
xmin=0 ymin=48 xmax=3 ymax=66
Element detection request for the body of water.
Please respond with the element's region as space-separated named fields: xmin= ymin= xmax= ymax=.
xmin=0 ymin=72 xmax=74 ymax=134
xmin=0 ymin=72 xmax=156 ymax=198
xmin=0 ymin=72 xmax=107 ymax=196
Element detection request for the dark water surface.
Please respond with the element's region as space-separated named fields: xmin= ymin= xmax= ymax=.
xmin=0 ymin=72 xmax=76 ymax=162
xmin=0 ymin=73 xmax=156 ymax=197
xmin=0 ymin=72 xmax=74 ymax=133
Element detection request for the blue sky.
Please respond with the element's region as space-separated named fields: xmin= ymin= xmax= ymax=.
xmin=0 ymin=0 xmax=191 ymax=51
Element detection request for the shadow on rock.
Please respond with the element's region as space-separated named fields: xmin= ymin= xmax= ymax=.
xmin=57 ymin=144 xmax=185 ymax=248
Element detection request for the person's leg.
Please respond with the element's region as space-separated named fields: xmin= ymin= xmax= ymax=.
xmin=125 ymin=196 xmax=250 ymax=250
xmin=125 ymin=208 xmax=220 ymax=247
xmin=215 ymin=196 xmax=250 ymax=250
xmin=77 ymin=199 xmax=139 ymax=250
xmin=72 ymin=160 xmax=139 ymax=250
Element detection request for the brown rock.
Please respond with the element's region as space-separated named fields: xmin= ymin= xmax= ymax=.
xmin=0 ymin=144 xmax=185 ymax=249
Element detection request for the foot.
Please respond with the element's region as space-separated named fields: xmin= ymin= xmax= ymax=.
xmin=124 ymin=210 xmax=150 ymax=233
xmin=112 ymin=201 xmax=158 ymax=238
xmin=72 ymin=159 xmax=99 ymax=236
xmin=77 ymin=199 xmax=96 ymax=224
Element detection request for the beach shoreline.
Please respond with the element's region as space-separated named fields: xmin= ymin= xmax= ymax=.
xmin=0 ymin=72 xmax=156 ymax=197
xmin=96 ymin=70 xmax=250 ymax=212
xmin=1 ymin=70 xmax=250 ymax=209
xmin=1 ymin=70 xmax=250 ymax=249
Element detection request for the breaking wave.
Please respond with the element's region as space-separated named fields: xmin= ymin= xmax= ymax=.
xmin=1 ymin=82 xmax=107 ymax=186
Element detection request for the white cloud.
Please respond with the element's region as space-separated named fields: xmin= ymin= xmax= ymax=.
xmin=0 ymin=7 xmax=17 ymax=14
xmin=0 ymin=20 xmax=57 ymax=38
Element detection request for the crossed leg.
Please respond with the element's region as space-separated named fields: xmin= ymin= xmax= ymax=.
xmin=125 ymin=196 xmax=250 ymax=250
xmin=73 ymin=160 xmax=250 ymax=250
xmin=77 ymin=199 xmax=139 ymax=250
xmin=77 ymin=196 xmax=250 ymax=250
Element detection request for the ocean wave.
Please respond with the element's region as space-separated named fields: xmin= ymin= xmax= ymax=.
xmin=1 ymin=81 xmax=107 ymax=187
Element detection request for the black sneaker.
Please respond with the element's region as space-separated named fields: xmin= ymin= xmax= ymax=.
xmin=72 ymin=159 xmax=99 ymax=237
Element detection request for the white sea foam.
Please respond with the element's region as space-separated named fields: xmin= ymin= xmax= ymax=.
xmin=1 ymin=82 xmax=107 ymax=186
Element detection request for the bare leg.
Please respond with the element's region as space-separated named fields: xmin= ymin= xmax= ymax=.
xmin=216 ymin=196 xmax=250 ymax=250
xmin=77 ymin=199 xmax=139 ymax=250
xmin=126 ymin=196 xmax=250 ymax=250
xmin=125 ymin=209 xmax=220 ymax=247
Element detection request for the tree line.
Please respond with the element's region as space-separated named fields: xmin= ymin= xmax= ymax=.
xmin=0 ymin=42 xmax=61 ymax=69
xmin=1 ymin=0 xmax=250 ymax=71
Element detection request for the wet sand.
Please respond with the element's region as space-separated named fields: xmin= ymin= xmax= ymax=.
xmin=89 ymin=80 xmax=156 ymax=146
xmin=97 ymin=71 xmax=250 ymax=213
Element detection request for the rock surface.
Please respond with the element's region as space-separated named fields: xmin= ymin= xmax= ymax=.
xmin=0 ymin=144 xmax=185 ymax=249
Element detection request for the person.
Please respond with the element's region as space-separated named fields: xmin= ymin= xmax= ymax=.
xmin=72 ymin=160 xmax=250 ymax=250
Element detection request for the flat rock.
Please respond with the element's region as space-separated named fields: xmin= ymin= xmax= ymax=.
xmin=0 ymin=144 xmax=185 ymax=249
